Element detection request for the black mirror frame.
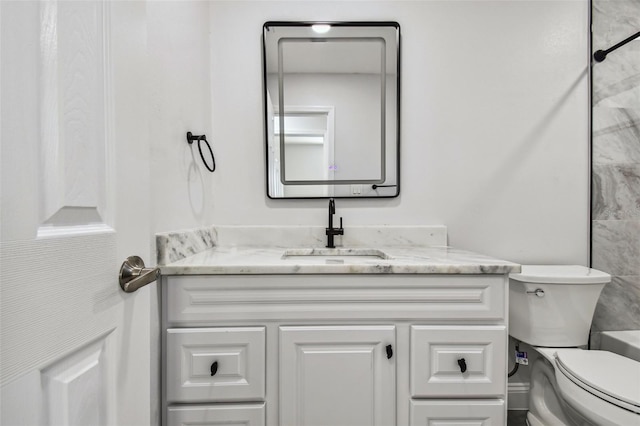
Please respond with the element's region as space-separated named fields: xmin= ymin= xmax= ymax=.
xmin=262 ymin=21 xmax=401 ymax=200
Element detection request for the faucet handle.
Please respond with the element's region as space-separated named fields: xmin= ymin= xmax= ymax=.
xmin=339 ymin=216 xmax=343 ymax=229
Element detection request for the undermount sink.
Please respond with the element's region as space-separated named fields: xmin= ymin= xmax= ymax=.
xmin=282 ymin=248 xmax=392 ymax=263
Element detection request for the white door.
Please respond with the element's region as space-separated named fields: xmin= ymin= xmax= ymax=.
xmin=279 ymin=325 xmax=396 ymax=426
xmin=1 ymin=1 xmax=153 ymax=425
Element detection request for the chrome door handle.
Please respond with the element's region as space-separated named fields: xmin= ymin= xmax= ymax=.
xmin=119 ymin=256 xmax=160 ymax=293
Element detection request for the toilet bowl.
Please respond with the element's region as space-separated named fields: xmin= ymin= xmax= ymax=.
xmin=509 ymin=265 xmax=640 ymax=426
xmin=527 ymin=347 xmax=640 ymax=426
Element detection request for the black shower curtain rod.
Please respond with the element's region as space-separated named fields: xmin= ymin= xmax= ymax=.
xmin=593 ymin=30 xmax=640 ymax=62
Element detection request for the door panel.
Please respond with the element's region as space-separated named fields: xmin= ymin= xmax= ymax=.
xmin=38 ymin=0 xmax=110 ymax=231
xmin=1 ymin=1 xmax=152 ymax=425
xmin=279 ymin=325 xmax=396 ymax=426
xmin=41 ymin=334 xmax=115 ymax=426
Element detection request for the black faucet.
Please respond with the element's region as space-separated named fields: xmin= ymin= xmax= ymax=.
xmin=326 ymin=198 xmax=344 ymax=248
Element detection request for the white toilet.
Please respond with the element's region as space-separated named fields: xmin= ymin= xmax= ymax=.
xmin=509 ymin=265 xmax=640 ymax=426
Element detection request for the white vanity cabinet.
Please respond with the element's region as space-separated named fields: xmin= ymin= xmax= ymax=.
xmin=162 ymin=274 xmax=509 ymax=426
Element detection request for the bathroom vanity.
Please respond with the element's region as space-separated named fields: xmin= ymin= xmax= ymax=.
xmin=158 ymin=226 xmax=520 ymax=426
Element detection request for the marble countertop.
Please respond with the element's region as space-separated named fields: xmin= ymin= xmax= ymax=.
xmin=160 ymin=245 xmax=521 ymax=275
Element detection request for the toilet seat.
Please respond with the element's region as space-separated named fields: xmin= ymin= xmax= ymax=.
xmin=553 ymin=349 xmax=640 ymax=414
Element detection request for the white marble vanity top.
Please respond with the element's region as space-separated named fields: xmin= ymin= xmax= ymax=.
xmin=157 ymin=226 xmax=520 ymax=275
xmin=160 ymin=245 xmax=520 ymax=275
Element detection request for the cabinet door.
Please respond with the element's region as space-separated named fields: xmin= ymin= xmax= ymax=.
xmin=280 ymin=325 xmax=396 ymax=426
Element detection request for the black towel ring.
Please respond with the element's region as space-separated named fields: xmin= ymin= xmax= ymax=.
xmin=186 ymin=132 xmax=215 ymax=173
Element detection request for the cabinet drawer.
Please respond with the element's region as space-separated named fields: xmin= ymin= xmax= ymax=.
xmin=166 ymin=327 xmax=265 ymax=403
xmin=166 ymin=275 xmax=506 ymax=324
xmin=410 ymin=399 xmax=505 ymax=425
xmin=410 ymin=325 xmax=506 ymax=397
xmin=166 ymin=403 xmax=265 ymax=426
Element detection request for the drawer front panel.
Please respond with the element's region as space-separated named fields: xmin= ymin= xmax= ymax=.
xmin=411 ymin=325 xmax=506 ymax=397
xmin=410 ymin=399 xmax=505 ymax=425
xmin=166 ymin=275 xmax=506 ymax=325
xmin=166 ymin=327 xmax=265 ymax=403
xmin=166 ymin=403 xmax=265 ymax=426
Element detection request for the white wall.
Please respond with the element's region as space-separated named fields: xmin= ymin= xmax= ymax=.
xmin=146 ymin=3 xmax=214 ymax=422
xmin=149 ymin=0 xmax=590 ymax=265
xmin=148 ymin=1 xmax=215 ymax=235
xmin=200 ymin=0 xmax=590 ymax=264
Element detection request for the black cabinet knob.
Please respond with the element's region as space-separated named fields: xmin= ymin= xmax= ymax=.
xmin=210 ymin=361 xmax=218 ymax=376
xmin=457 ymin=358 xmax=467 ymax=373
xmin=386 ymin=344 xmax=393 ymax=359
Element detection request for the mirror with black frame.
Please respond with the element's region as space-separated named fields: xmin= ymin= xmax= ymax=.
xmin=263 ymin=21 xmax=400 ymax=199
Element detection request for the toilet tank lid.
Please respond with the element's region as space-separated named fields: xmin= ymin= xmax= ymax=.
xmin=509 ymin=265 xmax=611 ymax=284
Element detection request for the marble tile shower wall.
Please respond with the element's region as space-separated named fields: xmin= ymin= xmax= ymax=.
xmin=591 ymin=0 xmax=640 ymax=339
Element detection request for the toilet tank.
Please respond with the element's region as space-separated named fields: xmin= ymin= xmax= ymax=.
xmin=509 ymin=265 xmax=610 ymax=347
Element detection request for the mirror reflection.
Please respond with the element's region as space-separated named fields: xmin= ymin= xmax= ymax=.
xmin=263 ymin=22 xmax=400 ymax=198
